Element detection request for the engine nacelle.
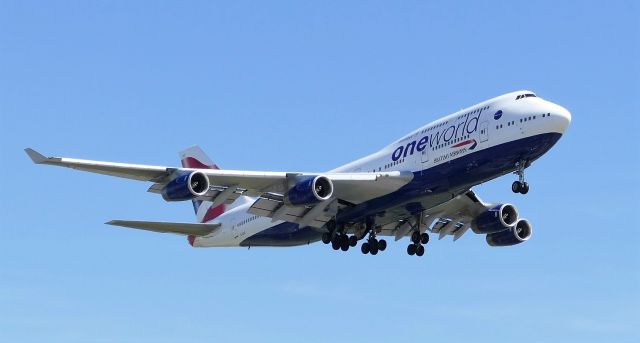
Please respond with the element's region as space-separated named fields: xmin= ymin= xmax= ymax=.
xmin=486 ymin=219 xmax=532 ymax=247
xmin=286 ymin=175 xmax=333 ymax=206
xmin=162 ymin=171 xmax=209 ymax=201
xmin=474 ymin=204 xmax=519 ymax=234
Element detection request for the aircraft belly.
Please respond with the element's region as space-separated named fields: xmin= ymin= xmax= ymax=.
xmin=337 ymin=132 xmax=562 ymax=224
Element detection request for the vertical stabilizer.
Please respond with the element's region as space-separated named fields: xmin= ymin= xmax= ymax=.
xmin=179 ymin=146 xmax=225 ymax=224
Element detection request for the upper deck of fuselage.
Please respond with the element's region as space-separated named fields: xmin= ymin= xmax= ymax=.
xmin=390 ymin=90 xmax=538 ymax=147
xmin=331 ymin=90 xmax=570 ymax=173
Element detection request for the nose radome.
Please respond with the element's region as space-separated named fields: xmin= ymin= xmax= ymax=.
xmin=555 ymin=104 xmax=572 ymax=132
xmin=546 ymin=102 xmax=571 ymax=133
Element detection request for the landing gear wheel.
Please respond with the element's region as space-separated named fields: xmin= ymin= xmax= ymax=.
xmin=416 ymin=244 xmax=425 ymax=256
xmin=378 ymin=239 xmax=387 ymax=251
xmin=369 ymin=239 xmax=379 ymax=251
xmin=340 ymin=236 xmax=350 ymax=251
xmin=321 ymin=232 xmax=331 ymax=244
xmin=512 ymin=181 xmax=522 ymax=193
xmin=407 ymin=244 xmax=417 ymax=256
xmin=331 ymin=240 xmax=340 ymax=250
xmin=361 ymin=242 xmax=370 ymax=254
xmin=420 ymin=233 xmax=430 ymax=245
xmin=331 ymin=235 xmax=340 ymax=245
xmin=370 ymin=246 xmax=379 ymax=255
xmin=349 ymin=235 xmax=358 ymax=247
xmin=411 ymin=231 xmax=420 ymax=244
xmin=519 ymin=182 xmax=529 ymax=194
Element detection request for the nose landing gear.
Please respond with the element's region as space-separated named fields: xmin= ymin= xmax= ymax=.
xmin=512 ymin=160 xmax=530 ymax=194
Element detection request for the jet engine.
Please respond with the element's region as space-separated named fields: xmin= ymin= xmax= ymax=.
xmin=162 ymin=171 xmax=209 ymax=201
xmin=474 ymin=204 xmax=519 ymax=234
xmin=486 ymin=219 xmax=532 ymax=246
xmin=286 ymin=175 xmax=333 ymax=205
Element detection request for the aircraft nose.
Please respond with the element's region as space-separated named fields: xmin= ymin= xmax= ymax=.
xmin=547 ymin=102 xmax=571 ymax=133
xmin=556 ymin=105 xmax=571 ymax=132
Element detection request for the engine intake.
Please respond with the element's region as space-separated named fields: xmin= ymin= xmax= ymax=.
xmin=286 ymin=175 xmax=333 ymax=205
xmin=486 ymin=219 xmax=532 ymax=247
xmin=162 ymin=171 xmax=209 ymax=201
xmin=474 ymin=204 xmax=519 ymax=234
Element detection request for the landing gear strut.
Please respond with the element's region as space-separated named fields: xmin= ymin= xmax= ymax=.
xmin=511 ymin=160 xmax=529 ymax=194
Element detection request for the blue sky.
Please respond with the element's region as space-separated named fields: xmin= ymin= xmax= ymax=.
xmin=1 ymin=1 xmax=638 ymax=342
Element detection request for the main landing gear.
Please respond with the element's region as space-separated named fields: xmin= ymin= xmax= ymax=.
xmin=361 ymin=230 xmax=386 ymax=255
xmin=360 ymin=217 xmax=386 ymax=255
xmin=511 ymin=160 xmax=530 ymax=194
xmin=321 ymin=221 xmax=358 ymax=252
xmin=407 ymin=230 xmax=429 ymax=256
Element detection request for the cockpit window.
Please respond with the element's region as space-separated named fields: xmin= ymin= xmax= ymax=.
xmin=516 ymin=93 xmax=537 ymax=100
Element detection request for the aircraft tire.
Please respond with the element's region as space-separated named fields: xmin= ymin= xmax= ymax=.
xmin=321 ymin=232 xmax=331 ymax=244
xmin=369 ymin=239 xmax=379 ymax=251
xmin=520 ymin=182 xmax=529 ymax=194
xmin=512 ymin=181 xmax=522 ymax=193
xmin=411 ymin=231 xmax=420 ymax=244
xmin=361 ymin=242 xmax=370 ymax=254
xmin=349 ymin=235 xmax=358 ymax=247
xmin=420 ymin=233 xmax=430 ymax=245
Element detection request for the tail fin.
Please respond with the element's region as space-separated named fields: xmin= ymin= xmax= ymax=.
xmin=179 ymin=146 xmax=225 ymax=223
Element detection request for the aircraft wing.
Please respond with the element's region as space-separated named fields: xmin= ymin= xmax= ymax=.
xmin=25 ymin=148 xmax=413 ymax=205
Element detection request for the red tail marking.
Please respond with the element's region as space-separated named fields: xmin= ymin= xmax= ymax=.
xmin=181 ymin=157 xmax=219 ymax=170
xmin=201 ymin=204 xmax=225 ymax=223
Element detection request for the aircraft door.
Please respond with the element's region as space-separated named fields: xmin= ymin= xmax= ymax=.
xmin=479 ymin=121 xmax=488 ymax=142
xmin=420 ymin=146 xmax=429 ymax=163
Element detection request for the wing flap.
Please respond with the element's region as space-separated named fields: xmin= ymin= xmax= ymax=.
xmin=106 ymin=220 xmax=221 ymax=236
xmin=247 ymin=196 xmax=338 ymax=228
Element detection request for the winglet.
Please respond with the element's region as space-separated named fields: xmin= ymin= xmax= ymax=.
xmin=24 ymin=148 xmax=47 ymax=164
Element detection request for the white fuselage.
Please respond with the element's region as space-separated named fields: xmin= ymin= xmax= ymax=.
xmin=192 ymin=90 xmax=571 ymax=247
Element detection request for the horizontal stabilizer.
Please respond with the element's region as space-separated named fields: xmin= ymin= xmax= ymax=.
xmin=106 ymin=220 xmax=220 ymax=236
xmin=25 ymin=148 xmax=47 ymax=163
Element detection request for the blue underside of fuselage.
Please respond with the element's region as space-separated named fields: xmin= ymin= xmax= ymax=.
xmin=240 ymin=132 xmax=562 ymax=247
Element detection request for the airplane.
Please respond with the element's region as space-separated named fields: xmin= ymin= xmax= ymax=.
xmin=25 ymin=90 xmax=571 ymax=256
